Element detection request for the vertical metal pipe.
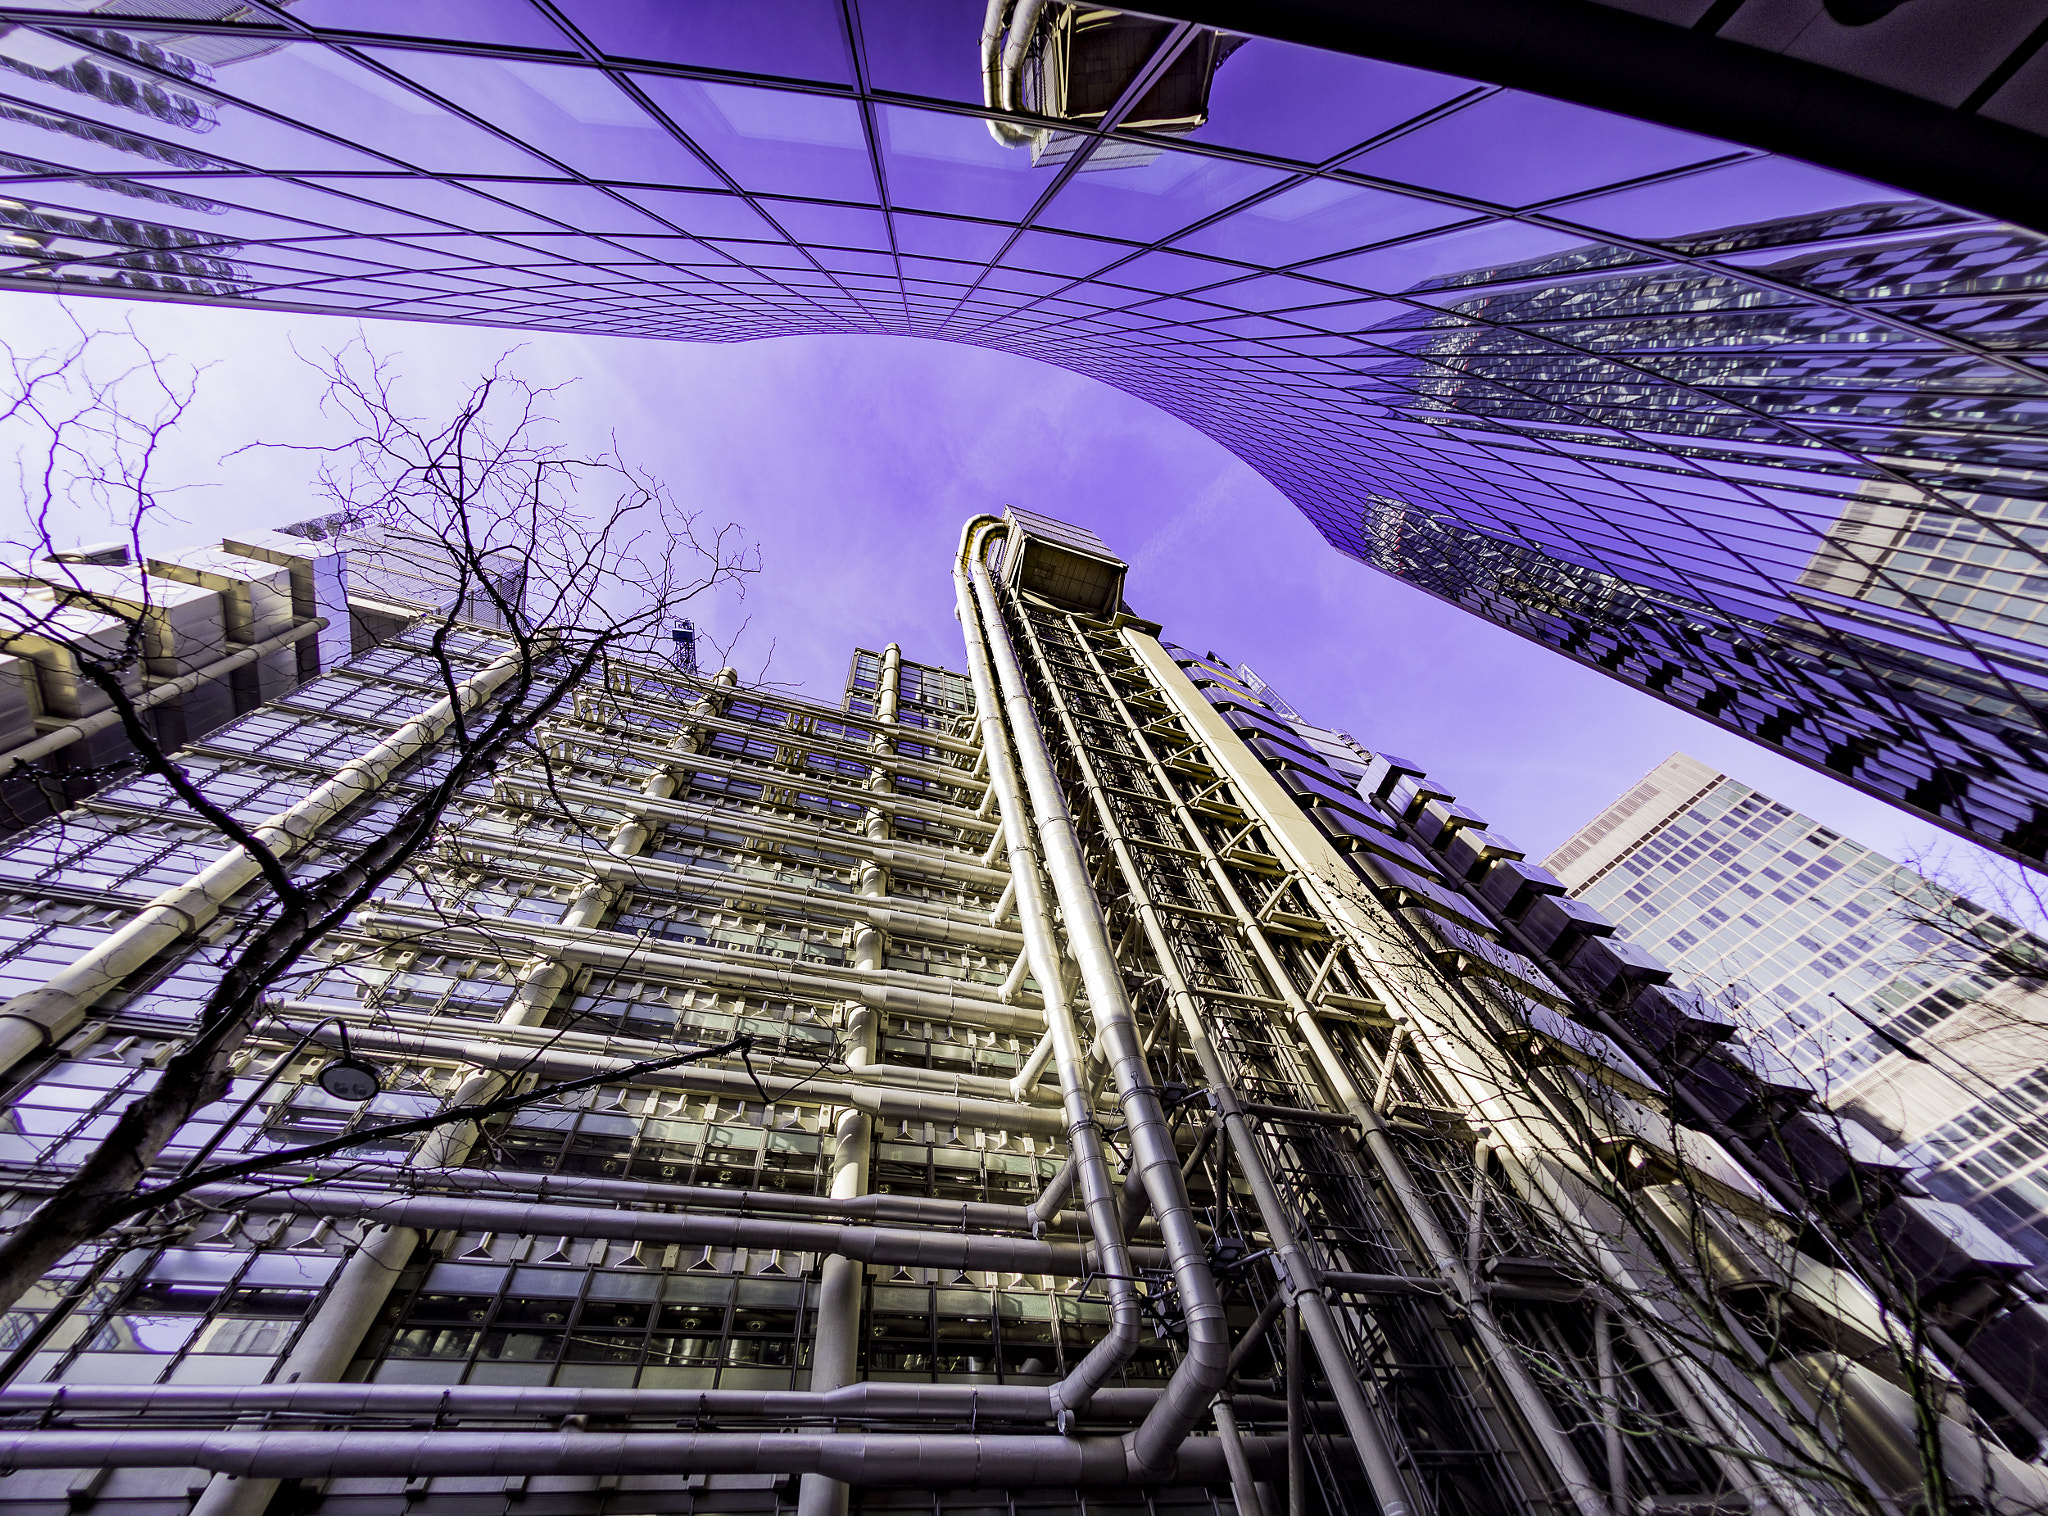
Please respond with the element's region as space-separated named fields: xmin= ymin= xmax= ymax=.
xmin=192 ymin=689 xmax=715 ymax=1516
xmin=1467 ymin=1134 xmax=1492 ymax=1286
xmin=875 ymin=642 xmax=902 ymax=726
xmin=1596 ymin=1305 xmax=1626 ymax=1516
xmin=952 ymin=526 xmax=1144 ymax=1420
xmin=188 ymin=1084 xmax=493 ymax=1516
xmin=1287 ymin=1301 xmax=1306 ymax=1516
xmin=1121 ymin=628 xmax=1612 ymax=1516
xmin=1211 ymin=1394 xmax=1272 ymax=1516
xmin=1003 ymin=603 xmax=1414 ymax=1515
xmin=965 ymin=535 xmax=1229 ymax=1469
xmin=797 ymin=705 xmax=899 ymax=1516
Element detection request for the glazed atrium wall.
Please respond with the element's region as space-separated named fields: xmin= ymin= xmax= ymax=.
xmin=5 ymin=1 xmax=2048 ymax=864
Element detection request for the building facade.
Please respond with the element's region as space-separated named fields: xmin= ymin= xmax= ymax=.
xmin=1551 ymin=753 xmax=2048 ymax=1268
xmin=0 ymin=509 xmax=2041 ymax=1515
xmin=3 ymin=2 xmax=2048 ymax=863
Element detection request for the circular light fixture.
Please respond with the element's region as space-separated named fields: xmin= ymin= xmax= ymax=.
xmin=317 ymin=1056 xmax=382 ymax=1103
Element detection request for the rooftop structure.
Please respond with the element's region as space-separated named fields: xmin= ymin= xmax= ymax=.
xmin=0 ymin=510 xmax=2042 ymax=1515
xmin=2 ymin=3 xmax=2048 ymax=866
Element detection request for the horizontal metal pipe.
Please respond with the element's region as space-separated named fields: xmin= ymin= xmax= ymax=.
xmin=570 ymin=682 xmax=979 ymax=760
xmin=516 ymin=775 xmax=1007 ymax=889
xmin=455 ymin=831 xmax=1022 ymax=952
xmin=0 ymin=1430 xmax=1284 ymax=1485
xmin=541 ymin=726 xmax=995 ymax=837
xmin=271 ymin=1021 xmax=1076 ymax=1137
xmin=290 ymin=1161 xmax=1067 ymax=1235
xmin=0 ymin=643 xmax=529 ymax=1074
xmin=0 ymin=1384 xmax=1312 ymax=1423
xmin=191 ymin=1184 xmax=1169 ymax=1275
xmin=349 ymin=909 xmax=1045 ymax=1028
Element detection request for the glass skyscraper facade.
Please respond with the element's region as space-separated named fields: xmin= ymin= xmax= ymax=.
xmin=3 ymin=2 xmax=2048 ymax=864
xmin=1552 ymin=753 xmax=2048 ymax=1266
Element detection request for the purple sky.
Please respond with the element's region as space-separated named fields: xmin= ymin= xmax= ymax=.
xmin=5 ymin=290 xmax=2028 ymax=908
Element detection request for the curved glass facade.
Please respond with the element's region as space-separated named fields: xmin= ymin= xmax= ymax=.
xmin=5 ymin=1 xmax=2048 ymax=861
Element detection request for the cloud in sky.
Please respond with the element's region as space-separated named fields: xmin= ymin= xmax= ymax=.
xmin=2 ymin=288 xmax=2026 ymax=906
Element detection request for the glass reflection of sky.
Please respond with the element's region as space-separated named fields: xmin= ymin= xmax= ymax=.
xmin=6 ymin=0 xmax=2048 ymax=859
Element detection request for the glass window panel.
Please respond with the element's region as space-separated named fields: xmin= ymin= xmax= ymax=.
xmin=1312 ymin=221 xmax=1629 ymax=296
xmin=1349 ymin=89 xmax=1731 ymax=207
xmin=1204 ymin=272 xmax=1343 ymax=312
xmin=556 ymin=0 xmax=855 ymax=85
xmin=855 ymin=0 xmax=985 ymax=104
xmin=289 ymin=1 xmax=576 ymax=47
xmin=1034 ymin=145 xmax=1287 ymax=244
xmin=884 ymin=218 xmax=1000 ymax=265
xmin=203 ymin=42 xmax=551 ymax=177
xmin=463 ymin=182 xmax=676 ymax=236
xmin=1556 ymin=156 xmax=1921 ymax=242
xmin=370 ymin=52 xmax=721 ymax=187
xmin=1174 ymin=179 xmax=1470 ymax=265
xmin=614 ymin=189 xmax=779 ymax=240
xmin=765 ymin=201 xmax=893 ymax=250
xmin=877 ymin=104 xmax=1046 ymax=220
xmin=995 ymin=228 xmax=1117 ymax=278
xmin=1166 ymin=41 xmax=1476 ymax=165
xmin=281 ymin=176 xmax=546 ymax=233
xmin=631 ymin=77 xmax=875 ymax=201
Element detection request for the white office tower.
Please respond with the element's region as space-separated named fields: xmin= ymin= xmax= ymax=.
xmin=0 ymin=512 xmax=2040 ymax=1516
xmin=1552 ymin=754 xmax=2048 ymax=1269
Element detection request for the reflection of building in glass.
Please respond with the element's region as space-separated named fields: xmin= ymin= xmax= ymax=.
xmin=1553 ymin=753 xmax=2048 ymax=1265
xmin=4 ymin=6 xmax=2048 ymax=872
xmin=1800 ymin=482 xmax=2048 ymax=644
xmin=1398 ymin=202 xmax=2048 ymax=481
xmin=8 ymin=511 xmax=2048 ymax=1511
xmin=0 ymin=5 xmax=247 ymax=293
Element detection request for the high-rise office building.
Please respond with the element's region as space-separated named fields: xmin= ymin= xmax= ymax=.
xmin=1551 ymin=754 xmax=2048 ymax=1265
xmin=0 ymin=509 xmax=2043 ymax=1516
xmin=3 ymin=2 xmax=2048 ymax=864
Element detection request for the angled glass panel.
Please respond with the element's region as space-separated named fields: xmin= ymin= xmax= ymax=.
xmin=1174 ymin=179 xmax=1471 ymax=266
xmin=554 ymin=0 xmax=855 ymax=84
xmin=1163 ymin=41 xmax=1477 ymax=165
xmin=633 ymin=76 xmax=876 ymax=202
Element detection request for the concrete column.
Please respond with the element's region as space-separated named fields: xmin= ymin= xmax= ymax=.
xmin=796 ymin=1000 xmax=879 ymax=1516
xmin=188 ymin=1074 xmax=499 ymax=1516
xmin=796 ymin=696 xmax=898 ymax=1516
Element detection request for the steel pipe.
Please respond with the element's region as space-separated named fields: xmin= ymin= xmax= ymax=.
xmin=965 ymin=526 xmax=1230 ymax=1475
xmin=0 ymin=1383 xmax=1310 ymax=1425
xmin=0 ymin=617 xmax=327 ymax=779
xmin=504 ymin=776 xmax=1006 ymax=889
xmin=276 ymin=1020 xmax=1075 ymax=1137
xmin=0 ymin=1430 xmax=1285 ymax=1485
xmin=286 ymin=1160 xmax=1071 ymax=1237
xmin=954 ymin=516 xmax=1144 ymax=1424
xmin=187 ymin=1184 xmax=1164 ymax=1276
xmin=1014 ymin=606 xmax=1417 ymax=1516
